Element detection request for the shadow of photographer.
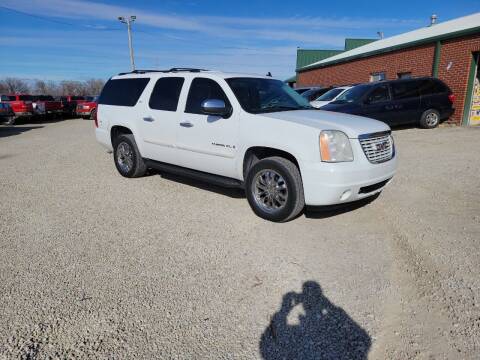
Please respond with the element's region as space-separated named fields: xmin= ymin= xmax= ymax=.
xmin=260 ymin=281 xmax=371 ymax=360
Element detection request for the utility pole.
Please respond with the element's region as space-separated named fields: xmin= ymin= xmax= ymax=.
xmin=118 ymin=16 xmax=136 ymax=71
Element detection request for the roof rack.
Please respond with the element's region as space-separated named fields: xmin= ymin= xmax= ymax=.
xmin=117 ymin=68 xmax=208 ymax=76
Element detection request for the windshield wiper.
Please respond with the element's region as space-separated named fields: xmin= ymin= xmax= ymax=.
xmin=260 ymin=105 xmax=306 ymax=113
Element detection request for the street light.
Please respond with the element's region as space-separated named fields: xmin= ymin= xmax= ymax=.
xmin=118 ymin=16 xmax=136 ymax=71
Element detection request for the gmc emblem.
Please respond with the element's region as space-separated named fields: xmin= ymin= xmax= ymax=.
xmin=374 ymin=141 xmax=389 ymax=151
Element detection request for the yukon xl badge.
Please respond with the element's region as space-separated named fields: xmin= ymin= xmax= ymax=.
xmin=212 ymin=142 xmax=236 ymax=149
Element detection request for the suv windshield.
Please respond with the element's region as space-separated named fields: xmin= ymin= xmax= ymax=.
xmin=334 ymin=85 xmax=370 ymax=103
xmin=315 ymin=88 xmax=345 ymax=101
xmin=226 ymin=78 xmax=312 ymax=114
xmin=85 ymin=96 xmax=98 ymax=102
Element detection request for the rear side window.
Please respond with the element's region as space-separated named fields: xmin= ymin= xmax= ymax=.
xmin=366 ymin=85 xmax=390 ymax=104
xmin=1 ymin=95 xmax=13 ymax=101
xmin=99 ymin=78 xmax=150 ymax=107
xmin=391 ymin=81 xmax=420 ymax=100
xmin=149 ymin=77 xmax=184 ymax=111
xmin=419 ymin=79 xmax=448 ymax=95
xmin=185 ymin=78 xmax=230 ymax=115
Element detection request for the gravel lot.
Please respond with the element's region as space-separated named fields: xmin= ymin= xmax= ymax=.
xmin=0 ymin=119 xmax=479 ymax=359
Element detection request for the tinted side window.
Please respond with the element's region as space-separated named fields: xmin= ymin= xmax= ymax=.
xmin=185 ymin=78 xmax=231 ymax=115
xmin=99 ymin=78 xmax=150 ymax=107
xmin=366 ymin=85 xmax=390 ymax=104
xmin=149 ymin=77 xmax=184 ymax=111
xmin=391 ymin=81 xmax=420 ymax=100
xmin=419 ymin=79 xmax=448 ymax=96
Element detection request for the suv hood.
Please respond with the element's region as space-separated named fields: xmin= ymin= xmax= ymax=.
xmin=261 ymin=110 xmax=390 ymax=138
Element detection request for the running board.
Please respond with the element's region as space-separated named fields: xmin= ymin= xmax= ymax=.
xmin=144 ymin=159 xmax=243 ymax=189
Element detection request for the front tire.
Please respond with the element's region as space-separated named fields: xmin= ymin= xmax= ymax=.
xmin=5 ymin=116 xmax=16 ymax=125
xmin=113 ymin=134 xmax=147 ymax=178
xmin=420 ymin=109 xmax=440 ymax=129
xmin=245 ymin=156 xmax=305 ymax=222
xmin=89 ymin=109 xmax=96 ymax=120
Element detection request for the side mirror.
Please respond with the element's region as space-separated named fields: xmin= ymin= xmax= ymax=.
xmin=201 ymin=99 xmax=230 ymax=117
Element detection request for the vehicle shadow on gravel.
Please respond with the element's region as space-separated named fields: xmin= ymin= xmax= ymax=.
xmin=0 ymin=125 xmax=43 ymax=138
xmin=304 ymin=194 xmax=379 ymax=219
xmin=260 ymin=281 xmax=371 ymax=360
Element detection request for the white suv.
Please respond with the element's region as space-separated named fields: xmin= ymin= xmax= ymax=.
xmin=95 ymin=68 xmax=397 ymax=222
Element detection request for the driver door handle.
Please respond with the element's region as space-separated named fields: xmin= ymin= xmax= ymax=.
xmin=143 ymin=116 xmax=155 ymax=122
xmin=180 ymin=122 xmax=193 ymax=128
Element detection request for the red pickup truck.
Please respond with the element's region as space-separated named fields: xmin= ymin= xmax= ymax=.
xmin=0 ymin=94 xmax=34 ymax=124
xmin=75 ymin=95 xmax=98 ymax=119
xmin=32 ymin=95 xmax=63 ymax=118
xmin=58 ymin=95 xmax=86 ymax=117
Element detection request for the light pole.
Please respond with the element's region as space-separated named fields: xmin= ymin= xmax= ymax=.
xmin=118 ymin=15 xmax=136 ymax=71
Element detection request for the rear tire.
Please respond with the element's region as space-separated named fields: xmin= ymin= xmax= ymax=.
xmin=113 ymin=134 xmax=147 ymax=178
xmin=245 ymin=156 xmax=304 ymax=222
xmin=5 ymin=116 xmax=16 ymax=125
xmin=89 ymin=109 xmax=96 ymax=120
xmin=420 ymin=109 xmax=440 ymax=129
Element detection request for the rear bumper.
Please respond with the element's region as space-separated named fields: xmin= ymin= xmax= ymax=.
xmin=440 ymin=108 xmax=455 ymax=120
xmin=95 ymin=128 xmax=112 ymax=151
xmin=76 ymin=110 xmax=92 ymax=116
xmin=301 ymin=155 xmax=397 ymax=206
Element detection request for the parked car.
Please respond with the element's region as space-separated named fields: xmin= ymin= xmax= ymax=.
xmin=0 ymin=94 xmax=34 ymax=124
xmin=310 ymin=86 xmax=352 ymax=108
xmin=0 ymin=102 xmax=15 ymax=124
xmin=293 ymin=86 xmax=320 ymax=95
xmin=95 ymin=69 xmax=397 ymax=222
xmin=58 ymin=95 xmax=86 ymax=117
xmin=32 ymin=95 xmax=63 ymax=118
xmin=76 ymin=96 xmax=98 ymax=119
xmin=300 ymin=87 xmax=332 ymax=102
xmin=321 ymin=77 xmax=455 ymax=128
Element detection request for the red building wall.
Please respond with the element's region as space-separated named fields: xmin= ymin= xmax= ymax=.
xmin=437 ymin=34 xmax=480 ymax=124
xmin=297 ymin=34 xmax=480 ymax=125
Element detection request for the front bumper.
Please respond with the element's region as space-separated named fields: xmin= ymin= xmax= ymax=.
xmin=301 ymin=152 xmax=397 ymax=206
xmin=13 ymin=112 xmax=33 ymax=117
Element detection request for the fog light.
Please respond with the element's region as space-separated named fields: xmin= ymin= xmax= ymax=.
xmin=340 ymin=190 xmax=352 ymax=201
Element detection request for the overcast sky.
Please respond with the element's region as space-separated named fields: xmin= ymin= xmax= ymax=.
xmin=0 ymin=0 xmax=479 ymax=81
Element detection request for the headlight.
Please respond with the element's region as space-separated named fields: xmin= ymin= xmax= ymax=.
xmin=319 ymin=130 xmax=354 ymax=162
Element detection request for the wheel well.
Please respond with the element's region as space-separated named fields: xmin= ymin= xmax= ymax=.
xmin=243 ymin=147 xmax=299 ymax=178
xmin=111 ymin=126 xmax=132 ymax=143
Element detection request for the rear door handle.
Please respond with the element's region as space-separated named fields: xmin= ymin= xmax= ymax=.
xmin=180 ymin=122 xmax=193 ymax=128
xmin=143 ymin=116 xmax=155 ymax=122
xmin=385 ymin=105 xmax=394 ymax=110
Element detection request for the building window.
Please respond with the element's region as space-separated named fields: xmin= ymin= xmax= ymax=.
xmin=397 ymin=72 xmax=412 ymax=79
xmin=370 ymin=72 xmax=386 ymax=82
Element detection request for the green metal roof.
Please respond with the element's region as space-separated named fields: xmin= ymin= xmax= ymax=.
xmin=295 ymin=39 xmax=376 ymax=71
xmin=299 ymin=13 xmax=480 ymax=72
xmin=344 ymin=38 xmax=377 ymax=51
xmin=296 ymin=49 xmax=343 ymax=70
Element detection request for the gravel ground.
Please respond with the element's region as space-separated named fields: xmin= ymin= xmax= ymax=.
xmin=0 ymin=119 xmax=479 ymax=359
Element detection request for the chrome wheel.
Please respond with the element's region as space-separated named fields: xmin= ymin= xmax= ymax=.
xmin=425 ymin=112 xmax=439 ymax=127
xmin=116 ymin=141 xmax=134 ymax=173
xmin=252 ymin=169 xmax=288 ymax=213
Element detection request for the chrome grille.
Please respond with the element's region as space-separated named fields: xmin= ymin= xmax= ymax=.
xmin=358 ymin=132 xmax=394 ymax=164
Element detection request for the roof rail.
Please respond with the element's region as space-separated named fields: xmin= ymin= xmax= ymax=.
xmin=117 ymin=68 xmax=208 ymax=76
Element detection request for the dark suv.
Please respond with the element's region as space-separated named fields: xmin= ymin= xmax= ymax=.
xmin=321 ymin=77 xmax=454 ymax=128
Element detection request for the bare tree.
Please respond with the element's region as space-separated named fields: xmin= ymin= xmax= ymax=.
xmin=33 ymin=80 xmax=61 ymax=96
xmin=0 ymin=77 xmax=31 ymax=93
xmin=60 ymin=81 xmax=85 ymax=96
xmin=83 ymin=79 xmax=105 ymax=95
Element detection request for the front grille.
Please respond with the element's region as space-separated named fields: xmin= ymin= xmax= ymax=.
xmin=358 ymin=131 xmax=394 ymax=164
